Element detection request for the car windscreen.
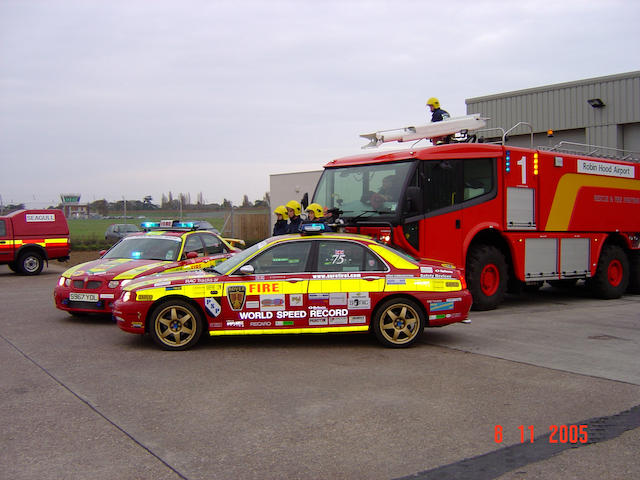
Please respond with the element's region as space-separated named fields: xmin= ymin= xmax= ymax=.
xmin=103 ymin=236 xmax=182 ymax=261
xmin=313 ymin=161 xmax=415 ymax=219
xmin=209 ymin=240 xmax=266 ymax=275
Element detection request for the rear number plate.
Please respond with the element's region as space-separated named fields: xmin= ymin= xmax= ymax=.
xmin=69 ymin=293 xmax=99 ymax=302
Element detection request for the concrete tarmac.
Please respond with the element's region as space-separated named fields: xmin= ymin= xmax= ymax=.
xmin=1 ymin=264 xmax=638 ymax=480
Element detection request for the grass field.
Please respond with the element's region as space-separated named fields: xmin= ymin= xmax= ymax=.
xmin=69 ymin=212 xmax=227 ymax=250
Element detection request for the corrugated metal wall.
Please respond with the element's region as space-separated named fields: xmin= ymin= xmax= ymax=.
xmin=466 ymin=71 xmax=640 ymax=151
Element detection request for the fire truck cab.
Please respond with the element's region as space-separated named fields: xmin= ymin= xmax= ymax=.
xmin=312 ymin=117 xmax=640 ymax=309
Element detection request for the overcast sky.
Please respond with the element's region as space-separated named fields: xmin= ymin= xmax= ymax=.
xmin=1 ymin=0 xmax=639 ymax=208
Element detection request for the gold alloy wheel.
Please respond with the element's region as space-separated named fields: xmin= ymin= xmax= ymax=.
xmin=377 ymin=301 xmax=422 ymax=346
xmin=153 ymin=303 xmax=199 ymax=349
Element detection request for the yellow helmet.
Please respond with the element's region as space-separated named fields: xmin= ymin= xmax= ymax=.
xmin=426 ymin=97 xmax=440 ymax=109
xmin=285 ymin=200 xmax=302 ymax=216
xmin=274 ymin=205 xmax=287 ymax=216
xmin=305 ymin=203 xmax=324 ymax=218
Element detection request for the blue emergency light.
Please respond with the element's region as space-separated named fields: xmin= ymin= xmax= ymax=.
xmin=300 ymin=223 xmax=327 ymax=235
xmin=505 ymin=150 xmax=511 ymax=173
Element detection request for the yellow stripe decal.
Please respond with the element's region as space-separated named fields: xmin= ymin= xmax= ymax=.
xmin=369 ymin=245 xmax=419 ymax=270
xmin=546 ymin=174 xmax=640 ymax=231
xmin=114 ymin=262 xmax=168 ymax=280
xmin=210 ymin=326 xmax=369 ymax=336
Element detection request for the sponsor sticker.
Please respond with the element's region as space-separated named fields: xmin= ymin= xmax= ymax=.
xmin=329 ymin=317 xmax=348 ymax=325
xmin=246 ymin=301 xmax=260 ymax=309
xmin=250 ymin=321 xmax=272 ymax=327
xmin=348 ymin=292 xmax=370 ymax=309
xmin=289 ymin=294 xmax=303 ymax=307
xmin=226 ymin=321 xmax=244 ymax=328
xmin=260 ymin=294 xmax=285 ymax=311
xmin=429 ymin=301 xmax=454 ymax=312
xmin=137 ymin=294 xmax=153 ymax=301
xmin=421 ymin=266 xmax=433 ymax=273
xmin=309 ymin=317 xmax=329 ymax=326
xmin=309 ymin=293 xmax=329 ymax=301
xmin=329 ymin=292 xmax=347 ymax=306
xmin=205 ymin=297 xmax=222 ymax=317
xmin=227 ymin=285 xmax=246 ymax=311
xmin=275 ymin=320 xmax=294 ymax=326
xmin=386 ymin=278 xmax=406 ymax=285
xmin=349 ymin=315 xmax=366 ymax=324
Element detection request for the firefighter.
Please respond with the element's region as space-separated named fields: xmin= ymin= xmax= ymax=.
xmin=272 ymin=205 xmax=288 ymax=236
xmin=304 ymin=203 xmax=333 ymax=231
xmin=285 ymin=200 xmax=303 ymax=233
xmin=426 ymin=97 xmax=450 ymax=122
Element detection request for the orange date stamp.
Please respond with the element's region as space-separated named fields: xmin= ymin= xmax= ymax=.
xmin=494 ymin=424 xmax=588 ymax=444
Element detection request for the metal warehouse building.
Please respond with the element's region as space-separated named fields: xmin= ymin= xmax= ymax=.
xmin=465 ymin=71 xmax=640 ymax=155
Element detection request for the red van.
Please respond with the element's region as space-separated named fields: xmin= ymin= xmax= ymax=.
xmin=0 ymin=209 xmax=70 ymax=275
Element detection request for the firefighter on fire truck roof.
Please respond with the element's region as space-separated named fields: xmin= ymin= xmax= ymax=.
xmin=426 ymin=97 xmax=450 ymax=123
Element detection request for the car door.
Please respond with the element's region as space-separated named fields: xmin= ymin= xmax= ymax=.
xmin=214 ymin=240 xmax=313 ymax=333
xmin=306 ymin=239 xmax=387 ymax=328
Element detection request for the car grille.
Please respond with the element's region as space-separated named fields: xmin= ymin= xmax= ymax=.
xmin=67 ymin=301 xmax=106 ymax=311
xmin=72 ymin=279 xmax=103 ymax=289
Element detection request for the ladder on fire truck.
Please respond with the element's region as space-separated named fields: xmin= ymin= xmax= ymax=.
xmin=540 ymin=142 xmax=640 ymax=162
xmin=360 ymin=114 xmax=488 ymax=148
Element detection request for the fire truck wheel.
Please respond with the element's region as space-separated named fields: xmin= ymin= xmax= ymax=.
xmin=467 ymin=245 xmax=508 ymax=311
xmin=589 ymin=245 xmax=629 ymax=299
xmin=373 ymin=298 xmax=424 ymax=348
xmin=149 ymin=300 xmax=203 ymax=350
xmin=18 ymin=251 xmax=44 ymax=275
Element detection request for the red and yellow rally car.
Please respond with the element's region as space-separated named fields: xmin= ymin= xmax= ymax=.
xmin=54 ymin=223 xmax=241 ymax=315
xmin=113 ymin=225 xmax=472 ymax=350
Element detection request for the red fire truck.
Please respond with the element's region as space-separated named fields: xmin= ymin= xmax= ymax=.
xmin=312 ymin=116 xmax=640 ymax=310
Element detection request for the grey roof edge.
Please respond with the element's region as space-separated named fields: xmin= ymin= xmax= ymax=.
xmin=270 ymin=170 xmax=323 ymax=177
xmin=465 ymin=70 xmax=640 ymax=104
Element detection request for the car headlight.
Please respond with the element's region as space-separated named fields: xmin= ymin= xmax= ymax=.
xmin=65 ymin=278 xmax=71 ymax=286
xmin=120 ymin=280 xmax=131 ymax=287
xmin=58 ymin=277 xmax=66 ymax=286
xmin=108 ymin=280 xmax=120 ymax=288
xmin=122 ymin=292 xmax=131 ymax=302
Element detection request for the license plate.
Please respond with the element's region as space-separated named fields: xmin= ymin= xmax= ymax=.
xmin=69 ymin=292 xmax=99 ymax=302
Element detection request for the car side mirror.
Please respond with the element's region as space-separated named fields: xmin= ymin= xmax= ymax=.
xmin=99 ymin=250 xmax=107 ymax=257
xmin=186 ymin=251 xmax=198 ymax=259
xmin=239 ymin=264 xmax=255 ymax=275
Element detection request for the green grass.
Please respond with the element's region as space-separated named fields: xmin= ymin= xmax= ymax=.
xmin=68 ymin=212 xmax=227 ymax=251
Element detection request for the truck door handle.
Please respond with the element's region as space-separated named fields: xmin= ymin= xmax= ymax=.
xmin=362 ymin=276 xmax=381 ymax=281
xmin=455 ymin=219 xmax=461 ymax=229
xmin=286 ymin=278 xmax=305 ymax=283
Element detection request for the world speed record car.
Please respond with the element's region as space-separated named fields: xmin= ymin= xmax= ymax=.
xmin=113 ymin=224 xmax=472 ymax=350
xmin=54 ymin=221 xmax=242 ymax=315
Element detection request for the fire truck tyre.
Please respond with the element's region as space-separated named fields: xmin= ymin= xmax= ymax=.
xmin=8 ymin=262 xmax=18 ymax=273
xmin=18 ymin=251 xmax=44 ymax=275
xmin=590 ymin=245 xmax=629 ymax=299
xmin=627 ymin=252 xmax=640 ymax=294
xmin=149 ymin=300 xmax=203 ymax=351
xmin=373 ymin=298 xmax=424 ymax=348
xmin=467 ymin=245 xmax=508 ymax=311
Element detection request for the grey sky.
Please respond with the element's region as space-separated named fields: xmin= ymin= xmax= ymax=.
xmin=1 ymin=0 xmax=639 ymax=208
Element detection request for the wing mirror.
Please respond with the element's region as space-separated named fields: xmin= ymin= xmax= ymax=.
xmin=186 ymin=251 xmax=199 ymax=259
xmin=239 ymin=264 xmax=255 ymax=275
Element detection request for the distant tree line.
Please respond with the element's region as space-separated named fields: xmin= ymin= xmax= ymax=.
xmin=84 ymin=192 xmax=270 ymax=216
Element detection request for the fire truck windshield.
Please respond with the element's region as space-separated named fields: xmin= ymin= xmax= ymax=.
xmin=313 ymin=161 xmax=415 ymax=219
